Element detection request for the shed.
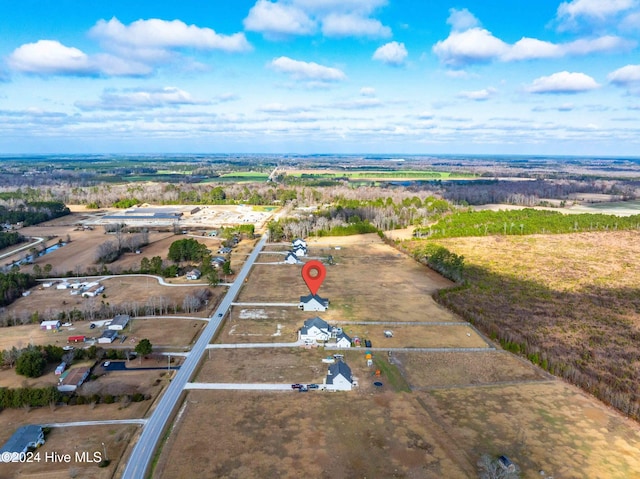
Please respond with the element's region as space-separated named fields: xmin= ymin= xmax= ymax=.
xmin=67 ymin=335 xmax=85 ymax=343
xmin=108 ymin=314 xmax=130 ymax=331
xmin=0 ymin=425 xmax=45 ymax=456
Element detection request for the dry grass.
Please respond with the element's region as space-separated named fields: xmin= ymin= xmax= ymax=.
xmin=421 ymin=381 xmax=640 ymax=479
xmin=156 ymin=390 xmax=470 ymax=479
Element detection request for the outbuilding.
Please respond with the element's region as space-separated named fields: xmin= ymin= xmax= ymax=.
xmin=57 ymin=367 xmax=91 ymax=392
xmin=67 ymin=335 xmax=85 ymax=343
xmin=40 ymin=320 xmax=61 ymax=331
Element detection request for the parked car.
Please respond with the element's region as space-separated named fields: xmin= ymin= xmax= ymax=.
xmin=364 ymin=339 xmax=372 ymax=348
xmin=307 ymin=384 xmax=319 ymax=389
xmin=384 ymin=330 xmax=393 ymax=338
xmin=291 ymin=383 xmax=303 ymax=389
xmin=89 ymin=323 xmax=96 ymax=329
xmin=299 ymin=386 xmax=308 ymax=392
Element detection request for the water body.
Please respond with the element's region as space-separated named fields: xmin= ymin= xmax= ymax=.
xmin=5 ymin=242 xmax=67 ymax=270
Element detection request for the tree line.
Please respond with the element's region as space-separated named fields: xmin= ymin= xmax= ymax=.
xmin=0 ymin=231 xmax=24 ymax=250
xmin=0 ymin=200 xmax=70 ymax=226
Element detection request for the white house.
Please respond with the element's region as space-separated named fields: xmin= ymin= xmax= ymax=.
xmin=108 ymin=314 xmax=130 ymax=331
xmin=299 ymin=294 xmax=329 ymax=312
xmin=81 ymin=284 xmax=104 ymax=298
xmin=293 ymin=246 xmax=307 ymax=257
xmin=40 ymin=320 xmax=61 ymax=331
xmin=186 ymin=269 xmax=201 ymax=280
xmin=299 ymin=316 xmax=331 ymax=343
xmin=98 ymin=329 xmax=118 ymax=344
xmin=284 ymin=252 xmax=299 ymax=264
xmin=325 ymin=361 xmax=353 ymax=391
xmin=292 ymin=238 xmax=307 ymax=249
xmin=335 ymin=332 xmax=352 ymax=348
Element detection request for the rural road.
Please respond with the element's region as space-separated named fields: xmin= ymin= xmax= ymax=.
xmin=121 ymin=234 xmax=267 ymax=479
xmin=0 ymin=236 xmax=45 ymax=259
xmin=42 ymin=419 xmax=148 ymax=427
xmin=184 ymin=383 xmax=294 ymax=391
xmin=36 ymin=273 xmax=226 ymax=287
xmin=206 ymin=341 xmax=302 ymax=349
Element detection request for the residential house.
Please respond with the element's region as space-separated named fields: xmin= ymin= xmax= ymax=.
xmin=299 ymin=316 xmax=331 ymax=343
xmin=108 ymin=314 xmax=130 ymax=331
xmin=283 ymin=252 xmax=299 ymax=264
xmin=57 ymin=367 xmax=91 ymax=392
xmin=0 ymin=425 xmax=45 ymax=456
xmin=325 ymin=360 xmax=353 ymax=391
xmin=81 ymin=284 xmax=105 ymax=298
xmin=186 ymin=269 xmax=201 ymax=280
xmin=292 ymin=238 xmax=307 ymax=249
xmin=299 ymin=293 xmax=329 ymax=312
xmin=98 ymin=329 xmax=118 ymax=344
xmin=335 ymin=332 xmax=352 ymax=348
xmin=293 ymin=245 xmax=307 ymax=257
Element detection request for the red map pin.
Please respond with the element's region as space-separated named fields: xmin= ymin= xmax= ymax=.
xmin=301 ymin=260 xmax=326 ymax=296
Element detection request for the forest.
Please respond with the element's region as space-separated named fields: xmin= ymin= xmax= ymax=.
xmin=0 ymin=231 xmax=24 ymax=250
xmin=0 ymin=200 xmax=70 ymax=226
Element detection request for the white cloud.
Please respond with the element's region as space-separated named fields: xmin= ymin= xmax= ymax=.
xmin=557 ymin=0 xmax=636 ymax=21
xmin=331 ymin=97 xmax=382 ymax=109
xmin=270 ymin=56 xmax=346 ymax=81
xmin=244 ymin=0 xmax=391 ymax=39
xmin=9 ymin=40 xmax=95 ymax=75
xmin=372 ymin=41 xmax=408 ymax=66
xmin=243 ymin=0 xmax=316 ymax=37
xmin=76 ymin=87 xmax=206 ymax=111
xmin=321 ymin=13 xmax=390 ymax=38
xmin=433 ymin=28 xmax=507 ymax=66
xmin=434 ymin=9 xmax=633 ymax=66
xmin=526 ymin=71 xmax=600 ymax=94
xmin=91 ymin=17 xmax=251 ymax=53
xmin=457 ymin=87 xmax=497 ymax=101
xmin=608 ymin=64 xmax=640 ymax=89
xmin=446 ymin=8 xmax=479 ymax=31
xmin=360 ymin=87 xmax=376 ymax=96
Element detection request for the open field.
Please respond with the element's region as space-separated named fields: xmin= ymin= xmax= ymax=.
xmin=421 ymin=381 xmax=640 ymax=479
xmin=0 ymin=424 xmax=138 ymax=479
xmin=284 ymin=169 xmax=475 ymax=180
xmin=156 ymin=390 xmax=470 ymax=479
xmin=394 ymin=351 xmax=547 ymax=389
xmin=405 ymin=230 xmax=640 ymax=418
xmin=239 ymin=234 xmax=460 ymax=324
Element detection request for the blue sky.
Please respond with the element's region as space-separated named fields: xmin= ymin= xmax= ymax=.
xmin=1 ymin=0 xmax=640 ymax=155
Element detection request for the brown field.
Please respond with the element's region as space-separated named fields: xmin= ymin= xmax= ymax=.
xmin=216 ymin=306 xmax=305 ymax=343
xmin=156 ymin=390 xmax=470 ymax=479
xmin=394 ymin=351 xmax=547 ymax=389
xmin=421 ymin=381 xmax=640 ymax=479
xmin=406 ymin=231 xmax=640 ymax=418
xmin=0 ymin=424 xmax=138 ymax=479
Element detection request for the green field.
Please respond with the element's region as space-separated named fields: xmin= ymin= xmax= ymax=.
xmin=287 ymin=170 xmax=475 ymax=180
xmin=218 ymin=172 xmax=270 ymax=182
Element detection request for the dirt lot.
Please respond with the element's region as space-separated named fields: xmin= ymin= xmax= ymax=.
xmin=421 ymin=381 xmax=640 ymax=479
xmin=216 ymin=306 xmax=305 ymax=343
xmin=119 ymin=317 xmax=206 ymax=349
xmin=239 ymin=234 xmax=460 ymax=324
xmin=156 ymin=390 xmax=470 ymax=479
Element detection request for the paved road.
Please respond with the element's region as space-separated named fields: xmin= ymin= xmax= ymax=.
xmin=36 ymin=273 xmax=229 ymax=288
xmin=333 ymin=321 xmax=471 ymax=326
xmin=323 ymin=346 xmax=496 ymax=352
xmin=0 ymin=236 xmax=44 ymax=260
xmin=42 ymin=419 xmax=148 ymax=427
xmin=121 ymin=234 xmax=267 ymax=479
xmin=231 ymin=302 xmax=299 ymax=307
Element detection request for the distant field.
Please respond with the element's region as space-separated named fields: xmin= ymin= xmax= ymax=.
xmin=218 ymin=172 xmax=270 ymax=182
xmin=286 ymin=169 xmax=475 ymax=180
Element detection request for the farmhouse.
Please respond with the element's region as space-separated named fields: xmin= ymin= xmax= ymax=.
xmin=186 ymin=269 xmax=201 ymax=280
xmin=40 ymin=320 xmax=61 ymax=331
xmin=325 ymin=360 xmax=353 ymax=391
xmin=108 ymin=314 xmax=130 ymax=331
xmin=57 ymin=367 xmax=91 ymax=392
xmin=284 ymin=252 xmax=299 ymax=264
xmin=299 ymin=293 xmax=329 ymax=312
xmin=0 ymin=425 xmax=45 ymax=456
xmin=98 ymin=329 xmax=118 ymax=344
xmin=299 ymin=316 xmax=331 ymax=343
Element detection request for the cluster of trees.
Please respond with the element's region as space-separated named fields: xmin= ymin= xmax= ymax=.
xmin=415 ymin=209 xmax=640 ymax=239
xmin=182 ymin=289 xmax=212 ymax=313
xmin=410 ymin=243 xmax=465 ymax=283
xmin=94 ymin=230 xmax=149 ymax=263
xmin=168 ymin=238 xmax=208 ymax=262
xmin=0 ymin=271 xmax=35 ymax=307
xmin=0 ymin=231 xmax=24 ymax=249
xmin=0 ymin=344 xmax=81 ymax=378
xmin=112 ymin=198 xmax=139 ymax=208
xmin=0 ymin=200 xmax=70 ymax=226
xmin=0 ymin=386 xmax=61 ymax=410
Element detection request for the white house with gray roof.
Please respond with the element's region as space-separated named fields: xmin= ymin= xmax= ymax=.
xmin=299 ymin=293 xmax=329 ymax=312
xmin=299 ymin=316 xmax=331 ymax=343
xmin=325 ymin=360 xmax=353 ymax=391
